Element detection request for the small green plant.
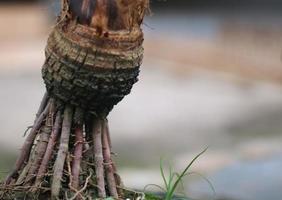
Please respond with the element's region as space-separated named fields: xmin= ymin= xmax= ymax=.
xmin=145 ymin=148 xmax=215 ymax=200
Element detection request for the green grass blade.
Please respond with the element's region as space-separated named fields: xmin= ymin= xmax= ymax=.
xmin=173 ymin=172 xmax=200 ymax=200
xmin=167 ymin=163 xmax=174 ymax=189
xmin=160 ymin=158 xmax=169 ymax=190
xmin=173 ymin=171 xmax=216 ymax=200
xmin=165 ymin=164 xmax=176 ymax=200
xmin=173 ymin=172 xmax=185 ymax=192
xmin=186 ymin=172 xmax=216 ymax=199
xmin=166 ymin=148 xmax=208 ymax=200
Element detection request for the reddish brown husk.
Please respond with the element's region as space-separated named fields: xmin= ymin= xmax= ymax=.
xmin=1 ymin=0 xmax=148 ymax=199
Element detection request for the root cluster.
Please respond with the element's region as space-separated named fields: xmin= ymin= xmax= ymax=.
xmin=0 ymin=93 xmax=128 ymax=200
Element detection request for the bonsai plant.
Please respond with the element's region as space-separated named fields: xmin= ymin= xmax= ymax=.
xmin=1 ymin=0 xmax=149 ymax=199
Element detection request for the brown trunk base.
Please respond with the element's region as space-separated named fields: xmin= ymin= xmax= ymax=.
xmin=0 ymin=94 xmax=134 ymax=200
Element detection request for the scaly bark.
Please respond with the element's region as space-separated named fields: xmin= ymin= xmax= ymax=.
xmin=1 ymin=0 xmax=148 ymax=199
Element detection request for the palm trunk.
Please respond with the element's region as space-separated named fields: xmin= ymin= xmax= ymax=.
xmin=0 ymin=0 xmax=148 ymax=199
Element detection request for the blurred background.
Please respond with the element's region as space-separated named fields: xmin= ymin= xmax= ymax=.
xmin=1 ymin=0 xmax=282 ymax=199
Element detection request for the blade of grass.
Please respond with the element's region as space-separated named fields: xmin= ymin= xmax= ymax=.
xmin=165 ymin=163 xmax=176 ymax=200
xmin=167 ymin=163 xmax=174 ymax=189
xmin=172 ymin=172 xmax=188 ymax=198
xmin=160 ymin=158 xmax=168 ymax=190
xmin=173 ymin=172 xmax=185 ymax=192
xmin=186 ymin=172 xmax=216 ymax=199
xmin=166 ymin=148 xmax=208 ymax=200
xmin=174 ymin=171 xmax=215 ymax=200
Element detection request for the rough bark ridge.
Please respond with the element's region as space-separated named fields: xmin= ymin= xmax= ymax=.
xmin=0 ymin=0 xmax=148 ymax=199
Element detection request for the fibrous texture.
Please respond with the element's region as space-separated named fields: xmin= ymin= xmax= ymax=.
xmin=43 ymin=0 xmax=145 ymax=116
xmin=43 ymin=24 xmax=142 ymax=115
xmin=1 ymin=98 xmax=131 ymax=199
xmin=1 ymin=0 xmax=148 ymax=199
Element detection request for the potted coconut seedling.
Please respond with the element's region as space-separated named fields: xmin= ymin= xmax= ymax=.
xmin=0 ymin=0 xmax=151 ymax=199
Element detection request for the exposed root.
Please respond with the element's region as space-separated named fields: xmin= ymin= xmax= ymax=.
xmin=15 ymin=162 xmax=30 ymax=185
xmin=2 ymin=102 xmax=128 ymax=199
xmin=92 ymin=119 xmax=106 ymax=198
xmin=1 ymin=0 xmax=147 ymax=198
xmin=5 ymin=98 xmax=52 ymax=185
xmin=25 ymin=100 xmax=55 ymax=184
xmin=35 ymin=92 xmax=49 ymax=121
xmin=102 ymin=119 xmax=118 ymax=198
xmin=103 ymin=119 xmax=124 ymax=197
xmin=35 ymin=110 xmax=63 ymax=187
xmin=51 ymin=105 xmax=74 ymax=198
xmin=71 ymin=124 xmax=84 ymax=190
xmin=67 ymin=172 xmax=92 ymax=200
xmin=104 ymin=119 xmax=112 ymax=149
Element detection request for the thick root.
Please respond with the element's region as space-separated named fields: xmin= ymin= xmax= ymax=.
xmin=92 ymin=119 xmax=106 ymax=198
xmin=51 ymin=105 xmax=74 ymax=198
xmin=0 ymin=113 xmax=124 ymax=200
xmin=35 ymin=110 xmax=63 ymax=187
xmin=102 ymin=119 xmax=118 ymax=198
xmin=5 ymin=98 xmax=52 ymax=185
xmin=25 ymin=100 xmax=55 ymax=184
xmin=71 ymin=124 xmax=83 ymax=190
xmin=1 ymin=98 xmax=128 ymax=200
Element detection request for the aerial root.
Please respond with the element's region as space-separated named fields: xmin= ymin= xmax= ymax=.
xmin=5 ymin=95 xmax=52 ymax=185
xmin=92 ymin=118 xmax=106 ymax=198
xmin=2 ymin=97 xmax=125 ymax=199
xmin=35 ymin=110 xmax=63 ymax=187
xmin=25 ymin=99 xmax=56 ymax=184
xmin=103 ymin=119 xmax=124 ymax=197
xmin=51 ymin=105 xmax=74 ymax=199
xmin=71 ymin=124 xmax=84 ymax=190
xmin=35 ymin=92 xmax=49 ymax=121
xmin=102 ymin=119 xmax=118 ymax=198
